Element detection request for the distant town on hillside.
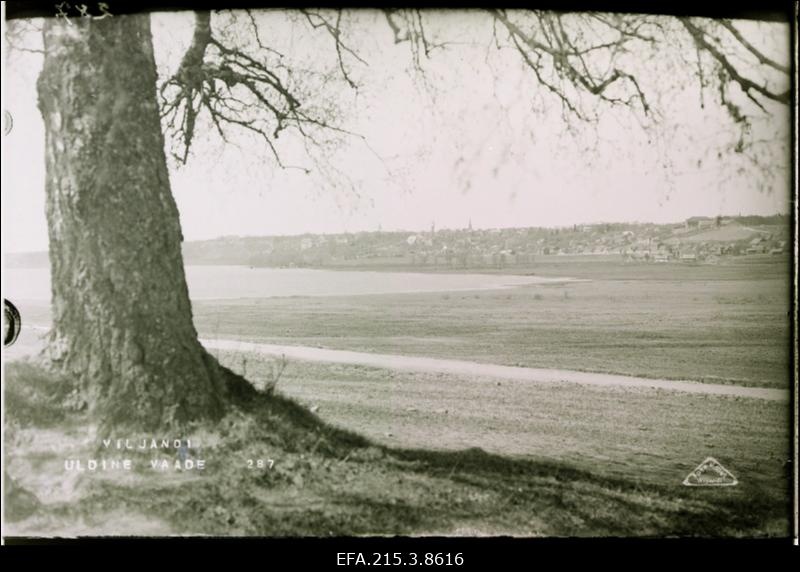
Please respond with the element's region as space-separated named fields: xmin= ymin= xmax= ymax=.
xmin=6 ymin=214 xmax=790 ymax=270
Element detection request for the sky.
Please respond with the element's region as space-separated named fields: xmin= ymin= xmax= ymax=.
xmin=1 ymin=9 xmax=791 ymax=252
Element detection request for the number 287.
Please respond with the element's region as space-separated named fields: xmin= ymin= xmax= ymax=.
xmin=246 ymin=459 xmax=274 ymax=469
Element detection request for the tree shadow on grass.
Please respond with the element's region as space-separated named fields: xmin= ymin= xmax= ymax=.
xmin=3 ymin=361 xmax=791 ymax=537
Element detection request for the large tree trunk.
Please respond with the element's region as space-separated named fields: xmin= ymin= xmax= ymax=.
xmin=36 ymin=14 xmax=229 ymax=429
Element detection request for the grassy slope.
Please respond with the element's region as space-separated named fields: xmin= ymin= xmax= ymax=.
xmin=226 ymin=357 xmax=790 ymax=487
xmin=191 ymin=257 xmax=791 ymax=388
xmin=3 ymin=361 xmax=791 ymax=537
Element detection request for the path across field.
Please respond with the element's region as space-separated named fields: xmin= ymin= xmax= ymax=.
xmin=201 ymin=338 xmax=788 ymax=402
xmin=11 ymin=327 xmax=787 ymax=401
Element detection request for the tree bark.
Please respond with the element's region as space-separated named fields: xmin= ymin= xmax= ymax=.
xmin=37 ymin=14 xmax=230 ymax=429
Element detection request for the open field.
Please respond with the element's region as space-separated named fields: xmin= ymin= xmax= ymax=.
xmin=11 ymin=256 xmax=791 ymax=387
xmin=188 ymin=256 xmax=792 ymax=388
xmin=210 ymin=352 xmax=790 ymax=489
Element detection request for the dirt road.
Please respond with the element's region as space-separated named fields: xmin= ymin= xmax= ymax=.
xmin=201 ymin=338 xmax=788 ymax=401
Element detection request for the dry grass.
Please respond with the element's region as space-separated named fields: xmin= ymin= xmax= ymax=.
xmin=3 ymin=359 xmax=791 ymax=537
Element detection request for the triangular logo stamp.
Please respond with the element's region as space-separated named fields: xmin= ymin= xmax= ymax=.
xmin=683 ymin=457 xmax=738 ymax=486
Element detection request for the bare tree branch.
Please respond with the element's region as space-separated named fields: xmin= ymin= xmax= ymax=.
xmin=160 ymin=10 xmax=357 ymax=168
xmin=719 ymin=19 xmax=790 ymax=74
xmin=300 ymin=9 xmax=366 ymax=89
xmin=156 ymin=8 xmax=788 ymax=180
xmin=679 ymin=17 xmax=790 ymax=106
xmin=490 ymin=9 xmax=652 ymax=120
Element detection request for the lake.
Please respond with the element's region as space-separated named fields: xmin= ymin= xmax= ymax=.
xmin=4 ymin=265 xmax=575 ymax=302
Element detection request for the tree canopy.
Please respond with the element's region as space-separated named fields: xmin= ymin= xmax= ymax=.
xmin=4 ymin=7 xmax=791 ymax=222
xmin=146 ymin=9 xmax=790 ymax=180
